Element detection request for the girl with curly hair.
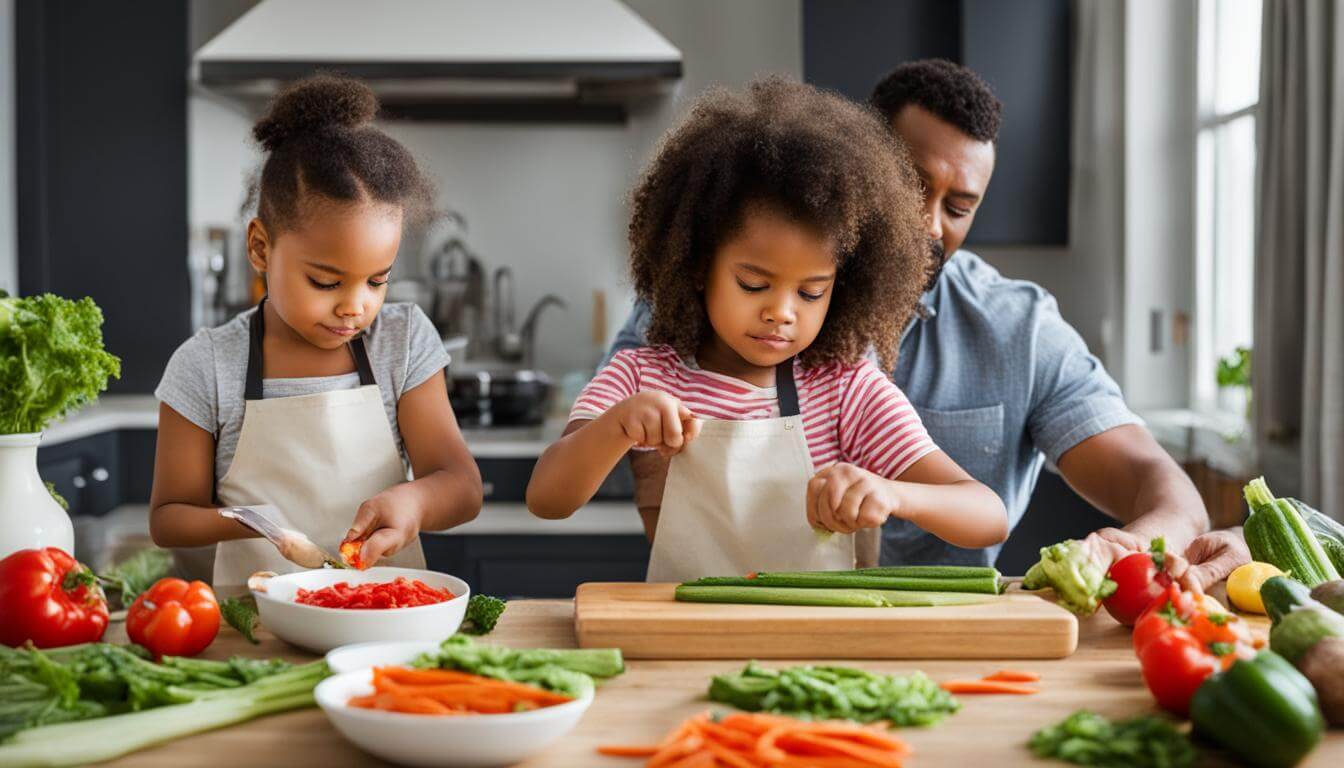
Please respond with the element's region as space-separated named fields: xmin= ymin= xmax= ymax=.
xmin=151 ymin=75 xmax=482 ymax=587
xmin=528 ymin=78 xmax=1005 ymax=581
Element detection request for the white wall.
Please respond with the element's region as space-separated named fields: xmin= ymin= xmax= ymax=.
xmin=188 ymin=0 xmax=802 ymax=377
xmin=0 ymin=0 xmax=16 ymax=295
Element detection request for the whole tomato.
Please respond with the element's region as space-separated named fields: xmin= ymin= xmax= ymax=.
xmin=127 ymin=578 xmax=220 ymax=657
xmin=1103 ymin=537 xmax=1172 ymax=626
xmin=1139 ymin=627 xmax=1220 ymax=716
xmin=0 ymin=547 xmax=109 ymax=648
xmin=1132 ymin=584 xmax=1204 ymax=656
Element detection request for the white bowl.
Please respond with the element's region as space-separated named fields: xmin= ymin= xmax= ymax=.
xmin=325 ymin=640 xmax=441 ymax=674
xmin=315 ymin=668 xmax=593 ymax=767
xmin=249 ymin=567 xmax=468 ymax=653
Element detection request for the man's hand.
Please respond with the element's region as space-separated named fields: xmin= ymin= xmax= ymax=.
xmin=344 ymin=485 xmax=423 ymax=567
xmin=1166 ymin=527 xmax=1252 ymax=593
xmin=1081 ymin=527 xmax=1148 ymax=573
xmin=807 ymin=463 xmax=899 ymax=534
xmin=611 ymin=391 xmax=701 ymax=457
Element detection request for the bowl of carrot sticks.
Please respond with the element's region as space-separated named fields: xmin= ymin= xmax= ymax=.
xmin=314 ymin=664 xmax=593 ymax=767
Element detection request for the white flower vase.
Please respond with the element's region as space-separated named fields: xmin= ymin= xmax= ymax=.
xmin=0 ymin=433 xmax=74 ymax=559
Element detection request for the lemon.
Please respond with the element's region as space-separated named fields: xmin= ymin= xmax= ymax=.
xmin=1226 ymin=561 xmax=1285 ymax=614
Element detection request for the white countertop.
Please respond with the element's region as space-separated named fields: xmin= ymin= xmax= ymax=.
xmin=39 ymin=395 xmax=565 ymax=458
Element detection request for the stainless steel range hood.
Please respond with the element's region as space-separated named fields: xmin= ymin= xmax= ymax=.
xmin=192 ymin=0 xmax=682 ymax=121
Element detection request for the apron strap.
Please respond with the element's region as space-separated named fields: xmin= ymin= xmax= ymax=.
xmin=776 ymin=357 xmax=800 ymax=418
xmin=244 ymin=298 xmax=377 ymax=402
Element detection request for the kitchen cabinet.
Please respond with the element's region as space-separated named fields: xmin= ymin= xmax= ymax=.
xmin=36 ymin=432 xmax=123 ymax=520
xmin=16 ymin=0 xmax=190 ymax=393
xmin=421 ymin=534 xmax=650 ymax=599
xmin=478 ymin=456 xmax=634 ymax=502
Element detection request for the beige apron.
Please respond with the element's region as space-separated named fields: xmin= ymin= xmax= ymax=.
xmin=210 ymin=301 xmax=424 ymax=589
xmin=646 ymin=358 xmax=863 ymax=583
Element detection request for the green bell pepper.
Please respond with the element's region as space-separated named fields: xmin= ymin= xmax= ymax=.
xmin=1190 ymin=650 xmax=1323 ymax=768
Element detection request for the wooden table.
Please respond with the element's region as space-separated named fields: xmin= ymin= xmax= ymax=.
xmin=99 ymin=600 xmax=1343 ymax=767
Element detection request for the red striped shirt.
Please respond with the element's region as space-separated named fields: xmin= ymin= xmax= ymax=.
xmin=571 ymin=346 xmax=937 ymax=479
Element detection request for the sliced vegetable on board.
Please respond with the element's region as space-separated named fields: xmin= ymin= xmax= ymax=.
xmin=1022 ymin=539 xmax=1116 ymax=616
xmin=708 ymin=661 xmax=960 ymax=726
xmin=1243 ymin=477 xmax=1340 ymax=587
xmin=675 ymin=584 xmax=994 ymax=608
xmin=0 ymin=548 xmax=108 ymax=649
xmin=126 ymin=578 xmax=220 ymax=658
xmin=1190 ymin=649 xmax=1323 ymax=768
xmin=1028 ymin=709 xmax=1195 ymax=768
xmin=1102 ymin=537 xmax=1172 ymax=627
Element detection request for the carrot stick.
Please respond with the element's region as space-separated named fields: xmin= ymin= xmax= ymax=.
xmin=940 ymin=680 xmax=1040 ymax=694
xmin=703 ymin=739 xmax=767 ymax=768
xmin=597 ymin=745 xmax=661 ymax=757
xmin=982 ymin=669 xmax=1041 ymax=683
xmin=779 ymin=733 xmax=903 ymax=768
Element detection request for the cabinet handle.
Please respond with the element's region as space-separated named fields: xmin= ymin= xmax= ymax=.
xmin=72 ymin=476 xmax=86 ymax=489
xmin=482 ymin=481 xmax=495 ymax=498
xmin=91 ymin=467 xmax=109 ymax=483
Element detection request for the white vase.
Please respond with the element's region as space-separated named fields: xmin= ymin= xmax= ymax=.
xmin=0 ymin=433 xmax=74 ymax=559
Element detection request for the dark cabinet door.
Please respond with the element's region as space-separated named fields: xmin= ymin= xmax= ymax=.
xmin=16 ymin=0 xmax=190 ymax=393
xmin=36 ymin=432 xmax=121 ymax=519
xmin=420 ymin=534 xmax=650 ymax=599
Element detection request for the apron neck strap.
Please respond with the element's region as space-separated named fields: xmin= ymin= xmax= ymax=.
xmin=245 ymin=298 xmax=377 ymax=401
xmin=776 ymin=357 xmax=800 ymax=417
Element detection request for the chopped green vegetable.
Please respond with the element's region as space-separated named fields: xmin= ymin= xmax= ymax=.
xmin=219 ymin=596 xmax=260 ymax=644
xmin=675 ymin=585 xmax=994 ymax=608
xmin=1029 ymin=710 xmax=1195 ymax=768
xmin=1023 ymin=540 xmax=1117 ymax=615
xmin=0 ymin=294 xmax=120 ymax=435
xmin=709 ymin=661 xmax=960 ymax=727
xmin=460 ymin=594 xmax=506 ymax=635
xmin=411 ymin=634 xmax=623 ymax=699
xmin=0 ymin=660 xmax=327 ymax=767
xmin=99 ymin=549 xmax=173 ymax=606
xmin=0 ymin=642 xmax=296 ymax=743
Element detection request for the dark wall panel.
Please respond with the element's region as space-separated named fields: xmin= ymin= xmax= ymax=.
xmin=17 ymin=1 xmax=190 ymax=393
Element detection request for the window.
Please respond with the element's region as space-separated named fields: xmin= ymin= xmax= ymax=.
xmin=1195 ymin=0 xmax=1262 ymax=415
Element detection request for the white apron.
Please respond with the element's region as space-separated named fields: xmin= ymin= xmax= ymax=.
xmin=646 ymin=358 xmax=864 ymax=583
xmin=210 ymin=301 xmax=424 ymax=588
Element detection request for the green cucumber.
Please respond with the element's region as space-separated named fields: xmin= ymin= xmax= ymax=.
xmin=1261 ymin=576 xmax=1316 ymax=624
xmin=1244 ymin=478 xmax=1341 ymax=587
xmin=673 ymin=585 xmax=995 ymax=608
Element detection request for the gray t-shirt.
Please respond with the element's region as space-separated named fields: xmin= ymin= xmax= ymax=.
xmin=155 ymin=302 xmax=449 ymax=482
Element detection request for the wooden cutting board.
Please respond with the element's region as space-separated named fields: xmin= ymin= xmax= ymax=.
xmin=575 ymin=582 xmax=1078 ymax=659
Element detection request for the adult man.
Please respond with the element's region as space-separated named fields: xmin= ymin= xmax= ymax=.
xmin=610 ymin=60 xmax=1248 ymax=587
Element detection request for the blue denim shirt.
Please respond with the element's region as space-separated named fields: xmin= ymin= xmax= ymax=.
xmin=607 ymin=251 xmax=1140 ymax=567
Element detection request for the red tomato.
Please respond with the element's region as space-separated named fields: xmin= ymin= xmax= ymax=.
xmin=1139 ymin=627 xmax=1220 ymax=716
xmin=127 ymin=578 xmax=220 ymax=657
xmin=0 ymin=547 xmax=109 ymax=648
xmin=1132 ymin=584 xmax=1203 ymax=656
xmin=1102 ymin=539 xmax=1172 ymax=626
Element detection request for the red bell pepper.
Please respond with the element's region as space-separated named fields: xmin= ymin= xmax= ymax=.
xmin=126 ymin=577 xmax=221 ymax=657
xmin=1103 ymin=537 xmax=1173 ymax=626
xmin=1139 ymin=626 xmax=1221 ymax=716
xmin=0 ymin=547 xmax=109 ymax=648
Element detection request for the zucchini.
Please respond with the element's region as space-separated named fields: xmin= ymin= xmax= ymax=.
xmin=1243 ymin=478 xmax=1341 ymax=587
xmin=1292 ymin=498 xmax=1344 ymax=574
xmin=1261 ymin=576 xmax=1316 ymax=623
xmin=673 ymin=585 xmax=995 ymax=608
xmin=1270 ymin=605 xmax=1344 ymax=664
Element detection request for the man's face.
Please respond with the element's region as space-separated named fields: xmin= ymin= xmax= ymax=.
xmin=889 ymin=105 xmax=996 ymax=288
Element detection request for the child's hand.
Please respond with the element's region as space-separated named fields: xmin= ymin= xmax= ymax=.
xmin=610 ymin=391 xmax=701 ymax=457
xmin=807 ymin=463 xmax=899 ymax=534
xmin=343 ymin=486 xmax=422 ymax=568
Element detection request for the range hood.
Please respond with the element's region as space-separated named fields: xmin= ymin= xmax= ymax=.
xmin=193 ymin=0 xmax=682 ymax=121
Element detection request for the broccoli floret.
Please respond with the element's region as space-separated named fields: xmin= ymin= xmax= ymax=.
xmin=461 ymin=595 xmax=506 ymax=635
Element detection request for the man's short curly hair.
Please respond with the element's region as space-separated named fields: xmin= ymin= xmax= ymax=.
xmin=869 ymin=59 xmax=1002 ymax=143
xmin=628 ymin=77 xmax=929 ymax=371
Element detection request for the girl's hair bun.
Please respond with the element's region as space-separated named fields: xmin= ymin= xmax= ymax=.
xmin=252 ymin=73 xmax=379 ymax=152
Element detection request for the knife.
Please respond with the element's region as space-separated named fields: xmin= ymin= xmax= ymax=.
xmin=219 ymin=505 xmax=347 ymax=569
